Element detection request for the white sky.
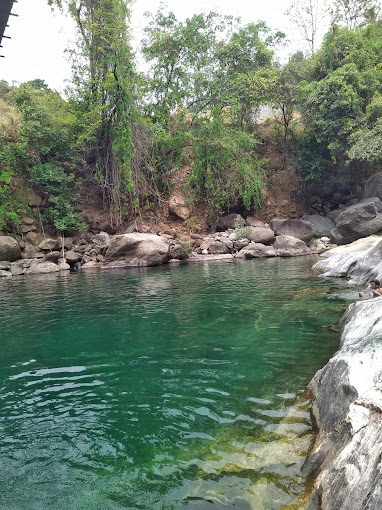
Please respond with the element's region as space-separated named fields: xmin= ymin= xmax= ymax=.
xmin=0 ymin=0 xmax=312 ymax=92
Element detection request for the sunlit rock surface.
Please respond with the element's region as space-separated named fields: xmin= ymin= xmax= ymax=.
xmin=305 ymin=299 xmax=382 ymax=510
xmin=313 ymin=235 xmax=382 ymax=284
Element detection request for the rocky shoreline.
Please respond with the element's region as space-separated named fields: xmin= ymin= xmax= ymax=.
xmin=304 ymin=237 xmax=382 ymax=510
xmin=0 ymin=213 xmax=336 ymax=278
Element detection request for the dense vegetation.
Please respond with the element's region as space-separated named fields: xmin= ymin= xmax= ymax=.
xmin=0 ymin=0 xmax=381 ymax=233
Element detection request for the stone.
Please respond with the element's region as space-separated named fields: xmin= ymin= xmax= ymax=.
xmin=246 ymin=227 xmax=275 ymax=245
xmin=245 ymin=216 xmax=265 ymax=228
xmin=24 ymin=232 xmax=43 ymax=246
xmin=234 ymin=238 xmax=249 ymax=251
xmin=313 ymin=235 xmax=382 ymax=284
xmin=26 ymin=261 xmax=60 ymax=275
xmin=334 ymin=197 xmax=382 ymax=243
xmin=58 ymin=237 xmax=74 ymax=250
xmin=216 ymin=213 xmax=245 ymax=231
xmin=305 ymin=299 xmax=382 ymax=510
xmin=208 ymin=241 xmax=230 ymax=255
xmin=168 ymin=192 xmax=190 ymax=220
xmin=0 ymin=236 xmax=21 ymax=262
xmin=20 ymin=224 xmax=36 ymax=234
xmin=103 ymin=233 xmax=169 ymax=268
xmin=38 ymin=238 xmax=59 ymax=251
xmin=219 ymin=237 xmax=234 ymax=251
xmin=11 ymin=259 xmax=34 ymax=275
xmin=21 ymin=216 xmax=35 ymax=225
xmin=57 ymin=260 xmax=70 ymax=271
xmin=0 ymin=261 xmax=11 ymax=270
xmin=187 ymin=254 xmax=234 ymax=263
xmin=236 ymin=242 xmax=276 ymax=259
xmin=273 ymin=235 xmax=309 ymax=257
xmin=329 ymin=227 xmax=348 ymax=245
xmin=270 ymin=218 xmax=314 ymax=243
xmin=301 ymin=214 xmax=335 ymax=237
xmin=0 ymin=270 xmax=12 ymax=277
xmin=81 ymin=261 xmax=102 ymax=269
xmin=44 ymin=251 xmax=61 ymax=263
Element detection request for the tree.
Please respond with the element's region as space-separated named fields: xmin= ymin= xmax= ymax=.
xmin=48 ymin=0 xmax=140 ymax=225
xmin=330 ymin=0 xmax=381 ymax=29
xmin=287 ymin=0 xmax=329 ymax=55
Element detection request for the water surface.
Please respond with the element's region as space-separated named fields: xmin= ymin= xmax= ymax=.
xmin=0 ymin=257 xmax=351 ymax=509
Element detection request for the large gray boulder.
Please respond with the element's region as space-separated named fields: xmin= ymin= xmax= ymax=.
xmin=168 ymin=192 xmax=190 ymax=220
xmin=246 ymin=227 xmax=275 ymax=245
xmin=103 ymin=233 xmax=169 ymax=267
xmin=236 ymin=242 xmax=276 ymax=259
xmin=26 ymin=261 xmax=61 ymax=274
xmin=305 ymin=299 xmax=382 ymax=510
xmin=313 ymin=235 xmax=382 ymax=284
xmin=273 ymin=235 xmax=309 ymax=257
xmin=216 ymin=213 xmax=245 ymax=231
xmin=270 ymin=219 xmax=314 ymax=243
xmin=334 ymin=197 xmax=382 ymax=243
xmin=0 ymin=236 xmax=21 ymax=262
xmin=208 ymin=241 xmax=230 ymax=255
xmin=301 ymin=214 xmax=335 ymax=238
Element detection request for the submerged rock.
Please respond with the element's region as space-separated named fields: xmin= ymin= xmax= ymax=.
xmin=305 ymin=299 xmax=382 ymax=510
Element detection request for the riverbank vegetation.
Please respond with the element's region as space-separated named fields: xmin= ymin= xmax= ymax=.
xmin=0 ymin=0 xmax=381 ymax=233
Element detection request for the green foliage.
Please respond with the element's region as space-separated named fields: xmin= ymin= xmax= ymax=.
xmin=0 ymin=169 xmax=23 ymax=230
xmin=235 ymin=224 xmax=251 ymax=239
xmin=189 ymin=115 xmax=265 ymax=222
xmin=296 ymin=22 xmax=382 ymax=178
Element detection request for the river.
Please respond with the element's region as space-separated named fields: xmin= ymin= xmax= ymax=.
xmin=0 ymin=257 xmax=353 ymax=509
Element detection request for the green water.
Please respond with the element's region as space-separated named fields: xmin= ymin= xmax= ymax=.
xmin=0 ymin=257 xmax=352 ymax=510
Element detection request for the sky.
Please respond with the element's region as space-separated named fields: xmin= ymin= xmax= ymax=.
xmin=0 ymin=0 xmax=311 ymax=92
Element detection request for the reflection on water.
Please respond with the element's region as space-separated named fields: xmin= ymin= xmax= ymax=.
xmin=0 ymin=258 xmax=350 ymax=509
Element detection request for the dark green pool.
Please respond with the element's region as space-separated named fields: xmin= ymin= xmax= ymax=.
xmin=0 ymin=257 xmax=350 ymax=510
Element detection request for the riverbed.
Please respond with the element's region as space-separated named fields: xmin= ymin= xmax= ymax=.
xmin=0 ymin=257 xmax=353 ymax=509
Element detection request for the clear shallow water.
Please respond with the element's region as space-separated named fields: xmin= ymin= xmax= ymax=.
xmin=0 ymin=257 xmax=352 ymax=510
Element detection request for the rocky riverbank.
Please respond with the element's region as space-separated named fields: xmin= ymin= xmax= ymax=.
xmin=304 ymin=299 xmax=382 ymax=510
xmin=0 ymin=213 xmax=336 ymax=277
xmin=303 ymin=235 xmax=382 ymax=510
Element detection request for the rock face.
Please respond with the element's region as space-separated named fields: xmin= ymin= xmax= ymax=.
xmin=270 ymin=218 xmax=314 ymax=243
xmin=313 ymin=235 xmax=382 ymax=284
xmin=333 ymin=197 xmax=382 ymax=243
xmin=301 ymin=214 xmax=335 ymax=237
xmin=305 ymin=299 xmax=382 ymax=510
xmin=0 ymin=236 xmax=21 ymax=262
xmin=103 ymin=233 xmax=169 ymax=267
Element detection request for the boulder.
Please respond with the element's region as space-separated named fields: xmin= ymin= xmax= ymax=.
xmin=26 ymin=261 xmax=60 ymax=275
xmin=0 ymin=236 xmax=21 ymax=262
xmin=236 ymin=242 xmax=276 ymax=259
xmin=363 ymin=172 xmax=382 ymax=200
xmin=313 ymin=235 xmax=382 ymax=284
xmin=103 ymin=233 xmax=169 ymax=267
xmin=216 ymin=213 xmax=245 ymax=231
xmin=168 ymin=192 xmax=190 ymax=220
xmin=246 ymin=227 xmax=275 ymax=245
xmin=0 ymin=261 xmax=11 ymax=270
xmin=233 ymin=238 xmax=249 ymax=251
xmin=0 ymin=270 xmax=12 ymax=277
xmin=64 ymin=250 xmax=83 ymax=265
xmin=81 ymin=261 xmax=102 ymax=269
xmin=92 ymin=232 xmax=111 ymax=253
xmin=24 ymin=232 xmax=43 ymax=246
xmin=11 ymin=259 xmax=35 ymax=275
xmin=305 ymin=299 xmax=382 ymax=510
xmin=44 ymin=251 xmax=61 ymax=263
xmin=245 ymin=216 xmax=265 ymax=228
xmin=269 ymin=219 xmax=314 ymax=243
xmin=38 ymin=238 xmax=59 ymax=251
xmin=273 ymin=235 xmax=309 ymax=257
xmin=301 ymin=214 xmax=335 ymax=237
xmin=217 ymin=236 xmax=234 ymax=251
xmin=334 ymin=197 xmax=382 ymax=243
xmin=21 ymin=243 xmax=44 ymax=259
xmin=208 ymin=241 xmax=230 ymax=255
